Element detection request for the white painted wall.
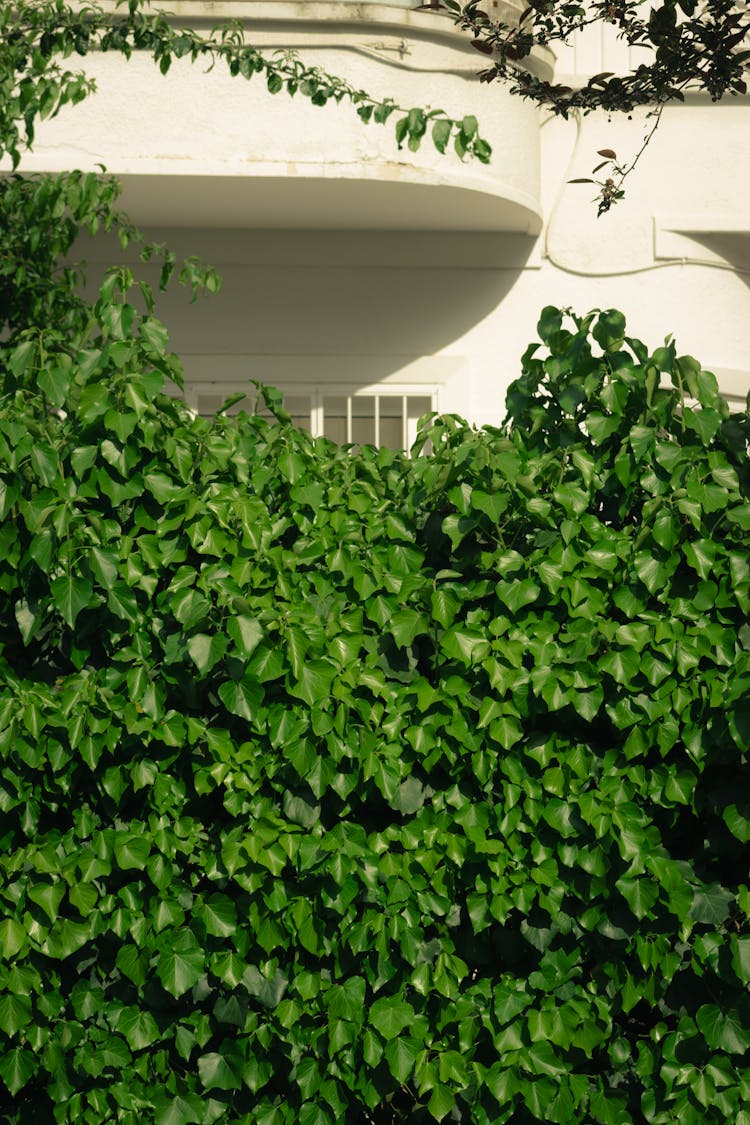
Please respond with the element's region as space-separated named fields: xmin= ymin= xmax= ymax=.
xmin=11 ymin=1 xmax=750 ymax=429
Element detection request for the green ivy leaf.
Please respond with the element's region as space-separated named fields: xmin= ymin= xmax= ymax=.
xmin=28 ymin=880 xmax=65 ymax=923
xmin=683 ymin=406 xmax=722 ymax=445
xmin=154 ymin=1095 xmax=204 ymax=1125
xmin=440 ymin=626 xmax=490 ymax=665
xmin=427 ymin=1083 xmax=456 ymax=1122
xmin=298 ymin=1103 xmax=333 ymax=1125
xmin=226 ymin=614 xmax=263 ymax=658
xmin=198 ymin=894 xmax=237 ymax=938
xmin=384 ymin=1036 xmax=421 ymax=1083
xmin=0 ymin=994 xmax=32 ymax=1037
xmin=144 ymin=471 xmax=186 ymax=505
xmin=731 ymin=936 xmax=750 ymax=983
xmin=690 ymin=883 xmax=734 ymax=925
xmin=389 ymin=608 xmax=428 ymax=648
xmin=683 ymin=538 xmax=717 ymax=579
xmin=156 ymin=930 xmax=205 ymax=998
xmin=197 ymin=1052 xmax=241 ymax=1092
xmin=218 ymin=676 xmax=263 ymax=721
xmin=290 ymin=659 xmax=337 ymax=706
xmin=599 ymin=648 xmax=640 ymax=685
xmin=50 ymin=574 xmax=94 ymax=627
xmin=114 ymin=832 xmax=151 ymax=871
xmin=723 ymin=804 xmax=750 ymax=843
xmin=593 ymin=309 xmax=626 ymax=351
xmin=495 ymin=579 xmax=540 ymax=613
xmin=368 ymin=997 xmax=415 ymax=1040
xmin=88 ymin=545 xmax=119 ymax=589
xmin=242 ymin=965 xmax=288 ymax=1009
xmin=172 ymin=589 xmax=211 ymax=629
xmin=187 ymin=632 xmax=228 ymax=674
xmin=537 ymin=306 xmax=563 ymax=344
xmin=247 ymin=645 xmax=285 ymax=683
xmin=696 ymin=1004 xmax=750 ymax=1054
xmin=0 ymin=1047 xmax=35 ymax=1096
xmin=616 ymin=874 xmax=659 ymax=919
xmin=43 ymin=918 xmax=92 ymax=959
xmin=140 ymin=316 xmax=169 ymax=354
xmin=116 ymin=1007 xmax=161 ymax=1051
xmin=0 ymin=919 xmax=27 ymax=960
xmin=116 ymin=944 xmax=148 ymax=987
xmin=325 ymin=976 xmax=367 ymax=1021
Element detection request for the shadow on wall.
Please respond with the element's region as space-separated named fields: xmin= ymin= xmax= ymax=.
xmin=82 ymin=228 xmax=538 ymax=388
xmin=675 ymin=232 xmax=750 ymax=281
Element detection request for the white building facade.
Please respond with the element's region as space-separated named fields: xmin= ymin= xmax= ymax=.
xmin=15 ymin=0 xmax=750 ymax=444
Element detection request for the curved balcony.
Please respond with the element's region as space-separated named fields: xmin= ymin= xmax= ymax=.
xmin=13 ymin=1 xmax=553 ymax=232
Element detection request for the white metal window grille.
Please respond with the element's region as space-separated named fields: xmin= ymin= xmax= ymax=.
xmin=185 ymin=386 xmax=436 ymax=452
xmin=190 ymin=390 xmax=313 ymax=433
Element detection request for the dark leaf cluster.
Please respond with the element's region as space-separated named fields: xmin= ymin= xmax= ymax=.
xmin=448 ymin=0 xmax=749 ymax=209
xmin=452 ymin=0 xmax=749 ymax=115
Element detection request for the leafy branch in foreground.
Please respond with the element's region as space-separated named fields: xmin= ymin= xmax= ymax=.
xmin=447 ymin=0 xmax=749 ymax=211
xmin=452 ymin=0 xmax=749 ymax=115
xmin=0 ymin=0 xmax=492 ymax=170
xmin=0 ymin=170 xmax=222 ymax=346
xmin=568 ymin=104 xmax=664 ymax=216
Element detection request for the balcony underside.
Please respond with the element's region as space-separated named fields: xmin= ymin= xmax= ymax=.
xmin=116 ymin=170 xmax=541 ymax=232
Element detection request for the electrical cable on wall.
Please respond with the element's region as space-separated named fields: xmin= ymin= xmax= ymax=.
xmin=541 ymin=111 xmax=750 ymax=279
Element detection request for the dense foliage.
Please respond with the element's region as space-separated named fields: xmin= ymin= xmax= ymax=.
xmin=2 ymin=276 xmax=750 ymax=1122
xmin=2 ymin=2 xmax=750 ymax=1121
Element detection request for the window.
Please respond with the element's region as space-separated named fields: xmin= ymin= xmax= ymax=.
xmin=183 ymin=385 xmax=437 ymax=452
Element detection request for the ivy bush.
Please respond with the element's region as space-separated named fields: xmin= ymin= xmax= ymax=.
xmin=1 ymin=294 xmax=750 ymax=1124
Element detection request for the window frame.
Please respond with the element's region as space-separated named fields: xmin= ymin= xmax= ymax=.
xmin=183 ymin=382 xmax=440 ymax=451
